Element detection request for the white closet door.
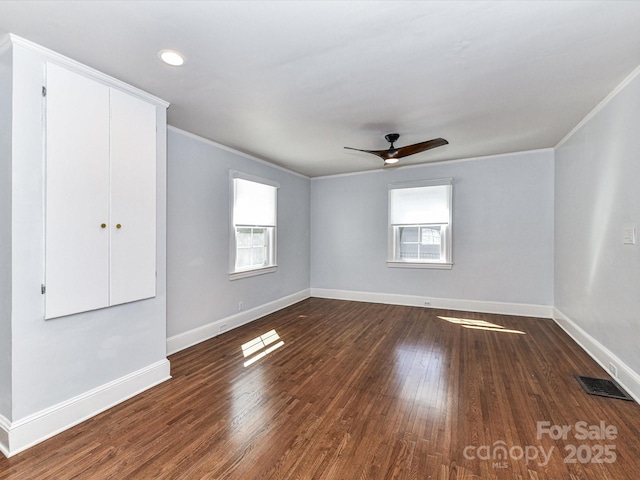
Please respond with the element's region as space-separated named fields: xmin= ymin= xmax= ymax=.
xmin=109 ymin=89 xmax=157 ymax=305
xmin=45 ymin=63 xmax=110 ymax=319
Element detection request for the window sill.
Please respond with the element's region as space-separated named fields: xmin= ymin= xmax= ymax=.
xmin=387 ymin=261 xmax=452 ymax=270
xmin=229 ymin=265 xmax=277 ymax=281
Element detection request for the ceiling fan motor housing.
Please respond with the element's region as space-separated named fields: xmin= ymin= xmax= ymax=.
xmin=385 ymin=133 xmax=400 ymax=147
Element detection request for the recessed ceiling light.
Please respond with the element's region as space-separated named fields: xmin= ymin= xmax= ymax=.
xmin=158 ymin=49 xmax=185 ymax=66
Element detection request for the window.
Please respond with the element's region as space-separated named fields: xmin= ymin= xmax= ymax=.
xmin=230 ymin=172 xmax=278 ymax=279
xmin=388 ymin=178 xmax=452 ymax=269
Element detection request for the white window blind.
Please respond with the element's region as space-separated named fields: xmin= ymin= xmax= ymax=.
xmin=233 ymin=178 xmax=277 ymax=226
xmin=389 ymin=184 xmax=450 ymax=225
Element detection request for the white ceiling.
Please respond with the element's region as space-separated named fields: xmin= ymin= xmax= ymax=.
xmin=2 ymin=1 xmax=640 ymax=177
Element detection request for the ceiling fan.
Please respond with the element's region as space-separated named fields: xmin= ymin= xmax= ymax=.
xmin=344 ymin=133 xmax=448 ymax=165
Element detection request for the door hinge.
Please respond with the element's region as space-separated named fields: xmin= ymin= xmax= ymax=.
xmin=42 ymin=86 xmax=47 ymax=97
xmin=41 ymin=284 xmax=46 ymax=294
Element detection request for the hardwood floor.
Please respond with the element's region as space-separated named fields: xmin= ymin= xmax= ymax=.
xmin=1 ymin=298 xmax=639 ymax=479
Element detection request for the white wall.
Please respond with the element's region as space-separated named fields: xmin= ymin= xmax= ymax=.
xmin=311 ymin=150 xmax=555 ymax=310
xmin=0 ymin=40 xmax=12 ymax=422
xmin=555 ymin=67 xmax=640 ymax=391
xmin=166 ymin=128 xmax=310 ymax=342
xmin=9 ymin=43 xmax=169 ymax=422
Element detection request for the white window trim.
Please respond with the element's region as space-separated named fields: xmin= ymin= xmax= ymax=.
xmin=229 ymin=265 xmax=278 ymax=281
xmin=387 ymin=261 xmax=453 ymax=270
xmin=229 ymin=171 xmax=279 ymax=280
xmin=387 ymin=178 xmax=453 ymax=269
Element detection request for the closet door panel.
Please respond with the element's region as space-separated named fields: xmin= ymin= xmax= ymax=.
xmin=45 ymin=63 xmax=110 ymax=319
xmin=109 ymin=89 xmax=157 ymax=305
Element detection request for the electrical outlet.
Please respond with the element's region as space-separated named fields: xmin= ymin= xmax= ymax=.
xmin=423 ymin=299 xmax=431 ymax=306
xmin=623 ymin=226 xmax=637 ymax=245
xmin=238 ymin=301 xmax=243 ymax=311
xmin=609 ymin=362 xmax=618 ymax=378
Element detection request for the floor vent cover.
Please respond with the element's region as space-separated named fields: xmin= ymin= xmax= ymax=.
xmin=575 ymin=376 xmax=634 ymax=401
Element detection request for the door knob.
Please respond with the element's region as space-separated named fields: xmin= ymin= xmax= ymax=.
xmin=116 ymin=224 xmax=122 ymax=229
xmin=101 ymin=223 xmax=107 ymax=228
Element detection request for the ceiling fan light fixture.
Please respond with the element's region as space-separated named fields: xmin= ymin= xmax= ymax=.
xmin=158 ymin=49 xmax=185 ymax=66
xmin=384 ymin=158 xmax=399 ymax=165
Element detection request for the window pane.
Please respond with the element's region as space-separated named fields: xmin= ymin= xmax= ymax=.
xmin=400 ymin=226 xmax=419 ymax=243
xmin=237 ymin=228 xmax=252 ymax=247
xmin=252 ymin=246 xmax=266 ymax=265
xmin=252 ymin=228 xmax=266 ymax=247
xmin=236 ymin=248 xmax=252 ymax=268
xmin=420 ymin=246 xmax=440 ymax=260
xmin=399 ymin=243 xmax=419 ymax=260
xmin=420 ymin=226 xmax=441 ymax=245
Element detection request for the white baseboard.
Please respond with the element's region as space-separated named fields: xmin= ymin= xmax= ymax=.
xmin=0 ymin=359 xmax=171 ymax=458
xmin=553 ymin=308 xmax=640 ymax=403
xmin=166 ymin=289 xmax=311 ymax=355
xmin=0 ymin=414 xmax=9 ymax=458
xmin=310 ymin=288 xmax=553 ymax=318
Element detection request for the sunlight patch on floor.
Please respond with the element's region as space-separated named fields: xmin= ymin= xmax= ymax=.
xmin=241 ymin=329 xmax=285 ymax=366
xmin=437 ymin=316 xmax=525 ymax=335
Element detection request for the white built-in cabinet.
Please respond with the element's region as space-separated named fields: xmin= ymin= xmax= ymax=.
xmin=45 ymin=62 xmax=158 ymax=319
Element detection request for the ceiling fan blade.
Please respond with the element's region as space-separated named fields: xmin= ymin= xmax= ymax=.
xmin=394 ymin=138 xmax=449 ymax=159
xmin=344 ymin=146 xmax=398 ymax=160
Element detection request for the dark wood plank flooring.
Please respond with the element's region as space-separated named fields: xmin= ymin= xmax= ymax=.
xmin=1 ymin=298 xmax=639 ymax=479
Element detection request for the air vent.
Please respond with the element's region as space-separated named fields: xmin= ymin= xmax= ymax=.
xmin=575 ymin=376 xmax=634 ymax=401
